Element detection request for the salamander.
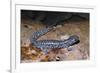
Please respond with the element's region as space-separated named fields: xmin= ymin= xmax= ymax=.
xmin=30 ymin=26 xmax=80 ymax=54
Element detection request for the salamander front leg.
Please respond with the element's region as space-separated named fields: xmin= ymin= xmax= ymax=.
xmin=40 ymin=48 xmax=50 ymax=54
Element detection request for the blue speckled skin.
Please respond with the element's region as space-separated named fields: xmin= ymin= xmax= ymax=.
xmin=30 ymin=26 xmax=80 ymax=53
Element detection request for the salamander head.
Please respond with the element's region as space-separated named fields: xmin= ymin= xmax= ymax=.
xmin=65 ymin=35 xmax=80 ymax=46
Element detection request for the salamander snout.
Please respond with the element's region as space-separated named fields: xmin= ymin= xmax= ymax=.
xmin=66 ymin=35 xmax=80 ymax=46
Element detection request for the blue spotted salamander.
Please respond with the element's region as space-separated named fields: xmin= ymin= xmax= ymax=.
xmin=30 ymin=26 xmax=80 ymax=53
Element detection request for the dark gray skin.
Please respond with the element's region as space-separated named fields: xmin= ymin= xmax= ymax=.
xmin=30 ymin=26 xmax=80 ymax=54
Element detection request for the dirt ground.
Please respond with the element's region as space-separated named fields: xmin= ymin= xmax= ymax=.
xmin=21 ymin=15 xmax=89 ymax=62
